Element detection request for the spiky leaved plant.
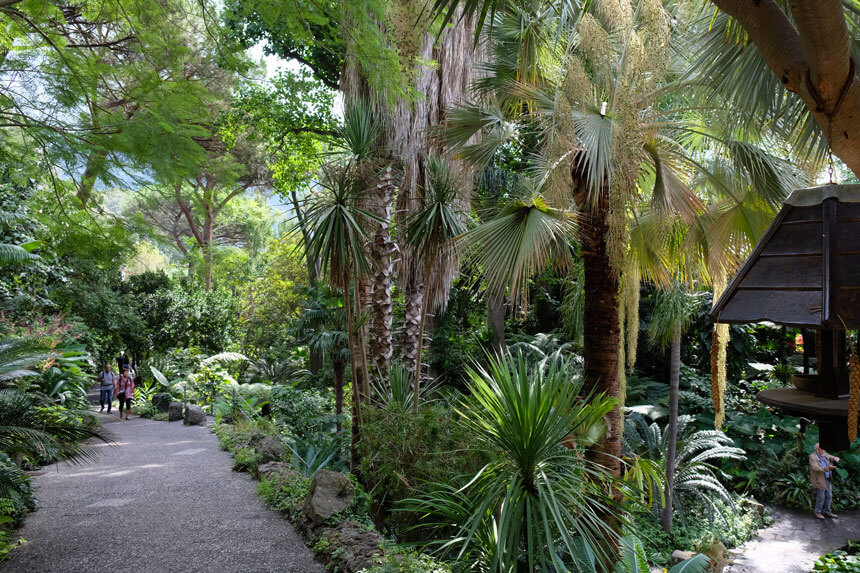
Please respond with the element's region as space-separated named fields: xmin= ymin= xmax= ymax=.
xmin=404 ymin=352 xmax=620 ymax=571
xmin=404 ymin=157 xmax=466 ymax=413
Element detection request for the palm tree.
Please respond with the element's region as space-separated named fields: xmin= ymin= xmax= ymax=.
xmin=445 ymin=0 xmax=800 ymax=478
xmin=404 ymin=157 xmax=467 ymax=413
xmin=291 ymin=287 xmax=350 ymax=433
xmin=646 ymin=283 xmax=700 ymax=533
xmin=302 ymin=161 xmax=375 ymax=469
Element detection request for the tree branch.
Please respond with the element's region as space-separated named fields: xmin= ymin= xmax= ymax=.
xmin=709 ymin=0 xmax=808 ymax=93
xmin=789 ymin=0 xmax=852 ymax=108
xmin=176 ymin=182 xmax=206 ymax=248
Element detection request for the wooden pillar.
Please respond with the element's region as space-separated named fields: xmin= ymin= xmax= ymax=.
xmin=816 ymin=329 xmax=838 ymax=399
xmin=801 ymin=328 xmax=810 ymax=374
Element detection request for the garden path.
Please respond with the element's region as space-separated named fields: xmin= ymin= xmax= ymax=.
xmin=726 ymin=505 xmax=860 ymax=573
xmin=3 ymin=398 xmax=324 ymax=573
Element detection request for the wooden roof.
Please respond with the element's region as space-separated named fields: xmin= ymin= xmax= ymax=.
xmin=711 ymin=184 xmax=860 ymax=329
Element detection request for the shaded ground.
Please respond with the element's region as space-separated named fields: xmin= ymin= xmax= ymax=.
xmin=3 ymin=397 xmax=323 ymax=573
xmin=727 ymin=505 xmax=860 ymax=573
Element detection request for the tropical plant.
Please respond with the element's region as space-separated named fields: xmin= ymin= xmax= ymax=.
xmin=623 ymin=413 xmax=745 ymax=526
xmin=613 ymin=535 xmax=709 ymax=573
xmin=772 ymin=471 xmax=815 ymax=510
xmin=370 ymin=361 xmax=442 ymax=411
xmin=0 ymin=389 xmax=110 ymax=466
xmin=302 ymin=157 xmax=376 ymax=468
xmin=285 ymin=430 xmax=348 ymax=478
xmin=244 ymin=356 xmax=308 ymax=385
xmin=404 ymin=156 xmax=467 ymax=413
xmin=647 ymin=284 xmax=704 ymax=533
xmin=0 ymin=337 xmax=53 ymax=388
xmin=405 ymin=352 xmax=621 ymax=571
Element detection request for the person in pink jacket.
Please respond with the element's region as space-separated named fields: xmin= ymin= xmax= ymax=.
xmin=114 ymin=367 xmax=135 ymax=421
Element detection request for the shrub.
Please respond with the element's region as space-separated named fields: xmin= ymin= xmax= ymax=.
xmin=271 ymin=385 xmax=337 ymax=434
xmin=358 ymin=549 xmax=452 ymax=572
xmin=357 ymin=402 xmax=489 ymax=539
xmin=0 ymin=452 xmax=36 ymax=520
xmin=257 ymin=471 xmax=311 ymax=522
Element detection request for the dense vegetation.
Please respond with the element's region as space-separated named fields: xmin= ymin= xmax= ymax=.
xmin=2 ymin=0 xmax=860 ymax=570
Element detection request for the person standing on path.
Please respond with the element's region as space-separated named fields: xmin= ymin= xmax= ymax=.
xmin=97 ymin=363 xmax=118 ymax=413
xmin=115 ymin=366 xmax=135 ymax=421
xmin=810 ymin=442 xmax=841 ymax=519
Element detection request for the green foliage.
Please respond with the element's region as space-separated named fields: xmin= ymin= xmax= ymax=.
xmin=257 ymin=471 xmax=312 ymax=522
xmin=357 ymin=549 xmax=452 ymax=572
xmin=357 ymin=402 xmax=490 ymax=538
xmin=623 ymin=414 xmax=745 ymax=524
xmin=406 ymin=352 xmax=620 ymax=571
xmin=271 ymin=385 xmax=337 ymax=434
xmin=286 ymin=431 xmax=348 ymax=477
xmin=812 ymin=541 xmax=860 ymax=572
xmin=631 ymin=498 xmax=769 ymax=567
xmin=0 ymin=452 xmax=36 ymax=519
xmin=0 ymin=389 xmax=109 ymax=467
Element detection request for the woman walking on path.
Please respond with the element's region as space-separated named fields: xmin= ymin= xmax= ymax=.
xmin=97 ymin=363 xmax=118 ymax=413
xmin=115 ymin=366 xmax=135 ymax=421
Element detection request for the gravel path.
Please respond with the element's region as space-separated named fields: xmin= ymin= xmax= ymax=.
xmin=727 ymin=505 xmax=860 ymax=572
xmin=3 ymin=407 xmax=324 ymax=573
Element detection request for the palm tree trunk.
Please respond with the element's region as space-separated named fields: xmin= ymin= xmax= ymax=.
xmin=369 ymin=166 xmax=397 ymax=380
xmin=661 ymin=331 xmax=682 ymax=534
xmin=488 ymin=290 xmax=506 ymax=355
xmin=333 ymin=359 xmax=345 ymax=434
xmin=579 ymin=186 xmax=623 ymax=478
xmin=343 ymin=284 xmax=362 ymax=472
xmin=401 ymin=274 xmax=424 ymax=373
xmin=412 ymin=261 xmax=433 ymax=413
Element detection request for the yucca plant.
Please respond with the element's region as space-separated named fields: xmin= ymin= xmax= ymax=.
xmin=370 ymin=361 xmax=442 ymax=411
xmin=404 ymin=156 xmax=466 ymax=413
xmin=623 ymin=413 xmax=745 ymax=527
xmin=405 ymin=352 xmax=621 ymax=571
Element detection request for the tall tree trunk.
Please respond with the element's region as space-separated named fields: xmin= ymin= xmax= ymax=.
xmin=488 ymin=290 xmax=506 ymax=355
xmin=203 ymin=213 xmax=213 ymax=292
xmin=579 ymin=185 xmax=622 ymax=478
xmin=333 ymin=359 xmax=345 ymax=434
xmin=343 ymin=284 xmax=362 ymax=473
xmin=661 ymin=331 xmax=682 ymax=534
xmin=341 ymin=11 xmax=477 ymax=371
xmin=412 ymin=260 xmax=433 ymax=413
xmin=401 ymin=274 xmax=424 ymax=373
xmin=368 ymin=166 xmax=397 ymax=380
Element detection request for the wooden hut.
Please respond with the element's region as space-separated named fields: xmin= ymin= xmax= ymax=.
xmin=710 ymin=183 xmax=860 ymax=450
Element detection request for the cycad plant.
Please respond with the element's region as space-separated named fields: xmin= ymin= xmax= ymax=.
xmin=0 ymin=337 xmax=53 ymax=387
xmin=623 ymin=413 xmax=745 ymax=527
xmin=406 ymin=352 xmax=620 ymax=571
xmin=0 ymin=389 xmax=110 ymax=467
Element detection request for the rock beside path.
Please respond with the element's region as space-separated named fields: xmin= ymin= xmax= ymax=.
xmin=168 ymin=401 xmax=183 ymax=422
xmin=184 ymin=404 xmax=206 ymax=425
xmin=152 ymin=393 xmax=171 ymax=412
xmin=302 ymin=470 xmax=353 ymax=531
xmin=314 ymin=521 xmax=383 ymax=573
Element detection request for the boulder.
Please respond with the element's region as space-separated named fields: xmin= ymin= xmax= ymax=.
xmin=301 ymin=470 xmax=353 ymax=531
xmin=258 ymin=436 xmax=286 ymax=463
xmin=152 ymin=393 xmax=172 ymax=412
xmin=184 ymin=404 xmax=206 ymax=426
xmin=257 ymin=461 xmax=293 ymax=480
xmin=314 ymin=521 xmax=383 ymax=573
xmin=168 ymin=402 xmax=184 ymax=422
